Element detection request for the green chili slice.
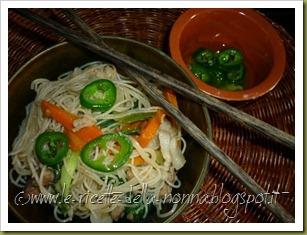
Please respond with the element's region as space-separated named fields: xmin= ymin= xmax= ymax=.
xmin=218 ymin=48 xmax=243 ymax=67
xmin=193 ymin=48 xmax=216 ymax=67
xmin=190 ymin=62 xmax=210 ymax=82
xmin=35 ymin=131 xmax=69 ymax=166
xmin=81 ymin=133 xmax=133 ymax=172
xmin=207 ymin=68 xmax=226 ymax=88
xmin=189 ymin=47 xmax=246 ymax=91
xmin=226 ymin=64 xmax=245 ymax=81
xmin=80 ymin=79 xmax=117 ymax=112
xmin=223 ymin=83 xmax=244 ymax=91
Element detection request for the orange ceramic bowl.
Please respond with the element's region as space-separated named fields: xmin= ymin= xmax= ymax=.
xmin=169 ymin=9 xmax=286 ymax=101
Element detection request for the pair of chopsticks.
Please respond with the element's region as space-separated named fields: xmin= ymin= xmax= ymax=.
xmin=13 ymin=9 xmax=295 ymax=222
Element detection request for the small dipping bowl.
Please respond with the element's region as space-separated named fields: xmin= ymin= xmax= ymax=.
xmin=170 ymin=8 xmax=286 ymax=101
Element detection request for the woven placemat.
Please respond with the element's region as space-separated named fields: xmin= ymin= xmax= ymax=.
xmin=8 ymin=9 xmax=295 ymax=223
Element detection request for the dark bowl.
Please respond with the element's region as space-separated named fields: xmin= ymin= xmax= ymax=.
xmin=8 ymin=36 xmax=212 ymax=223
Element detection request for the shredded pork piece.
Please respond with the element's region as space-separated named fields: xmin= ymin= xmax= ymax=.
xmin=110 ymin=204 xmax=125 ymax=221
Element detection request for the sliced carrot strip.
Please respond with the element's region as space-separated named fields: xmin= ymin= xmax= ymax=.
xmin=75 ymin=126 xmax=102 ymax=143
xmin=131 ymin=156 xmax=146 ymax=166
xmin=64 ymin=129 xmax=86 ymax=151
xmin=137 ymin=110 xmax=165 ymax=148
xmin=41 ymin=100 xmax=102 ymax=150
xmin=163 ymin=88 xmax=178 ymax=108
xmin=134 ymin=110 xmax=165 ymax=165
xmin=41 ymin=100 xmax=76 ymax=130
xmin=133 ymin=89 xmax=178 ymax=166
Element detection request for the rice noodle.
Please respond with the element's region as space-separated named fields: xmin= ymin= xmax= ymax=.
xmin=9 ymin=62 xmax=186 ymax=222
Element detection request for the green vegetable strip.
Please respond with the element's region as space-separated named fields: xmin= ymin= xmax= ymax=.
xmin=115 ymin=111 xmax=156 ymax=124
xmin=58 ymin=150 xmax=79 ymax=196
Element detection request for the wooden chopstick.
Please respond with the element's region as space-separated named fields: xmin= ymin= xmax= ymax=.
xmin=13 ymin=9 xmax=295 ymax=222
xmin=63 ymin=10 xmax=295 ymax=223
xmin=126 ymin=70 xmax=295 ymax=223
xmin=14 ymin=8 xmax=294 ymax=150
xmin=65 ymin=8 xmax=295 ymax=150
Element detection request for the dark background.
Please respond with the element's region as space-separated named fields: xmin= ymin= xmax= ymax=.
xmin=258 ymin=8 xmax=295 ymax=37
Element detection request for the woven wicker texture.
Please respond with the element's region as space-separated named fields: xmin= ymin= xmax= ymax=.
xmin=8 ymin=9 xmax=294 ymax=223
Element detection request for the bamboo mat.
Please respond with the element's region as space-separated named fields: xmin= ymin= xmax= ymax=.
xmin=8 ymin=9 xmax=295 ymax=223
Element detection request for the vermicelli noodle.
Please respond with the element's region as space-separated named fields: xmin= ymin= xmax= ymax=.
xmin=9 ymin=62 xmax=186 ymax=222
